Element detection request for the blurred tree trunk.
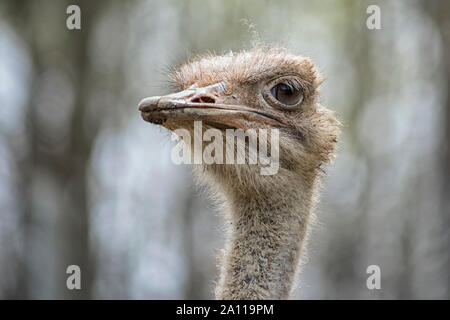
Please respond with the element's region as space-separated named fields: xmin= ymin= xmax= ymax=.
xmin=321 ymin=1 xmax=375 ymax=299
xmin=7 ymin=0 xmax=102 ymax=299
xmin=425 ymin=0 xmax=450 ymax=296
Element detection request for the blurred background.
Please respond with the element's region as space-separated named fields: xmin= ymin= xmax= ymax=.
xmin=0 ymin=0 xmax=449 ymax=299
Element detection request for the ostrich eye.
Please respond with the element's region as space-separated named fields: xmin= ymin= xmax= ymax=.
xmin=270 ymin=83 xmax=303 ymax=106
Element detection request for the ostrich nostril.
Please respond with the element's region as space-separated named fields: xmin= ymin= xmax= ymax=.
xmin=191 ymin=96 xmax=216 ymax=104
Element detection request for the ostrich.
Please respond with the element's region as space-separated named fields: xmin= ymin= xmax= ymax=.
xmin=138 ymin=47 xmax=340 ymax=299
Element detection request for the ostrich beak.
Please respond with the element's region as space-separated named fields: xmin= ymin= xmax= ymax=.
xmin=138 ymin=82 xmax=282 ymax=131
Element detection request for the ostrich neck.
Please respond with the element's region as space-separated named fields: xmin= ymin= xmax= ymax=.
xmin=215 ymin=174 xmax=318 ymax=300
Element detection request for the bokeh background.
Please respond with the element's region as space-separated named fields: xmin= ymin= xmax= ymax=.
xmin=0 ymin=0 xmax=449 ymax=299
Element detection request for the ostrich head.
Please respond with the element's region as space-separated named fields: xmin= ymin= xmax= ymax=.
xmin=139 ymin=48 xmax=338 ymax=183
xmin=139 ymin=47 xmax=340 ymax=299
